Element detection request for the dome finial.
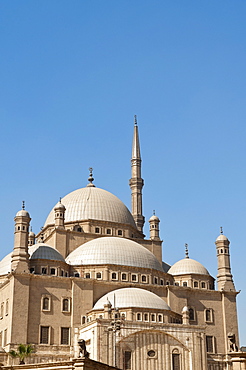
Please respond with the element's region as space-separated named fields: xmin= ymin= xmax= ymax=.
xmin=220 ymin=226 xmax=223 ymax=234
xmin=134 ymin=115 xmax=137 ymax=125
xmin=22 ymin=201 xmax=25 ymax=210
xmin=87 ymin=167 xmax=95 ymax=187
xmin=185 ymin=243 xmax=189 ymax=259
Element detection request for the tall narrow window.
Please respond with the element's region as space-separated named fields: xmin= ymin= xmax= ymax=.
xmin=40 ymin=326 xmax=49 ymax=344
xmin=206 ymin=336 xmax=214 ymax=353
xmin=61 ymin=327 xmax=70 ymax=345
xmin=172 ymin=353 xmax=180 ymax=370
xmin=3 ymin=329 xmax=7 ymax=346
xmin=123 ymin=351 xmax=131 ymax=370
xmin=5 ymin=300 xmax=8 ymax=316
xmin=189 ymin=308 xmax=195 ymax=321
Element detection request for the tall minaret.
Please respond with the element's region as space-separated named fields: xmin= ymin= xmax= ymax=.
xmin=129 ymin=116 xmax=145 ymax=232
xmin=215 ymin=228 xmax=235 ymax=291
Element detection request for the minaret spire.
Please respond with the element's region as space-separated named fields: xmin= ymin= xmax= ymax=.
xmin=129 ymin=116 xmax=145 ymax=232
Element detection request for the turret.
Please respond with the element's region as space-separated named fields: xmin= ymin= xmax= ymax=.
xmin=54 ymin=199 xmax=66 ymax=229
xmin=129 ymin=116 xmax=145 ymax=232
xmin=11 ymin=202 xmax=31 ymax=273
xmin=28 ymin=227 xmax=35 ymax=246
xmin=215 ymin=229 xmax=235 ymax=291
xmin=149 ymin=211 xmax=160 ymax=240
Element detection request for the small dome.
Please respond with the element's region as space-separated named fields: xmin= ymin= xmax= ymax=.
xmin=149 ymin=215 xmax=160 ymax=222
xmin=216 ymin=234 xmax=229 ymax=242
xmin=16 ymin=210 xmax=30 ymax=217
xmin=66 ymin=237 xmax=163 ymax=271
xmin=30 ymin=244 xmax=65 ymax=262
xmin=168 ymin=258 xmax=209 ymax=276
xmin=54 ymin=202 xmax=66 ymax=210
xmin=93 ymin=287 xmax=171 ymax=311
xmin=44 ymin=186 xmax=136 ymax=228
xmin=29 ymin=231 xmax=35 ymax=236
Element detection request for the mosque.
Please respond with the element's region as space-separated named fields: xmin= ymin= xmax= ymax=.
xmin=0 ymin=119 xmax=242 ymax=370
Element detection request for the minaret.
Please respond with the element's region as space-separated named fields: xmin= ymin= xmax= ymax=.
xmin=215 ymin=228 xmax=235 ymax=291
xmin=54 ymin=198 xmax=66 ymax=229
xmin=11 ymin=201 xmax=31 ymax=273
xmin=129 ymin=116 xmax=145 ymax=232
xmin=149 ymin=211 xmax=160 ymax=240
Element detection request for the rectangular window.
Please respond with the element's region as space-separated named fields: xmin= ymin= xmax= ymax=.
xmin=61 ymin=327 xmax=70 ymax=345
xmin=0 ymin=331 xmax=2 ymax=347
xmin=40 ymin=326 xmax=49 ymax=344
xmin=172 ymin=353 xmax=180 ymax=370
xmin=206 ymin=336 xmax=214 ymax=353
xmin=1 ymin=303 xmax=4 ymax=318
xmin=124 ymin=351 xmax=131 ymax=370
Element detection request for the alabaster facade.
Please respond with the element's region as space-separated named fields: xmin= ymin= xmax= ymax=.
xmin=0 ymin=120 xmax=243 ymax=370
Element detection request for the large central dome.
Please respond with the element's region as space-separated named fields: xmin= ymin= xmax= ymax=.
xmin=44 ymin=186 xmax=136 ymax=227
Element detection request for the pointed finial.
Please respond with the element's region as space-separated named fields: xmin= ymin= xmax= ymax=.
xmin=153 ymin=210 xmax=155 ymax=215
xmin=87 ymin=167 xmax=95 ymax=187
xmin=22 ymin=201 xmax=25 ymax=210
xmin=185 ymin=243 xmax=189 ymax=259
xmin=220 ymin=226 xmax=223 ymax=234
xmin=134 ymin=115 xmax=137 ymax=125
xmin=59 ymin=197 xmax=62 ymax=203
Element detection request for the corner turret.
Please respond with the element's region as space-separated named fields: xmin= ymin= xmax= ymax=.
xmin=54 ymin=198 xmax=66 ymax=229
xmin=215 ymin=228 xmax=235 ymax=291
xmin=11 ymin=201 xmax=31 ymax=273
xmin=149 ymin=211 xmax=160 ymax=240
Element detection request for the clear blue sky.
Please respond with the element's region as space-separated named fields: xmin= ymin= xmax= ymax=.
xmin=1 ymin=0 xmax=246 ymax=344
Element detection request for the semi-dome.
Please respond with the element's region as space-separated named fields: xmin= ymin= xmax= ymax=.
xmin=0 ymin=244 xmax=62 ymax=276
xmin=93 ymin=287 xmax=170 ymax=311
xmin=30 ymin=244 xmax=65 ymax=262
xmin=44 ymin=186 xmax=136 ymax=228
xmin=66 ymin=237 xmax=163 ymax=271
xmin=168 ymin=258 xmax=209 ymax=276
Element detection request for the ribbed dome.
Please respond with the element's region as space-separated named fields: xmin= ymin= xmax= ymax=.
xmin=66 ymin=237 xmax=163 ymax=271
xmin=168 ymin=258 xmax=209 ymax=276
xmin=44 ymin=186 xmax=136 ymax=228
xmin=30 ymin=244 xmax=65 ymax=262
xmin=93 ymin=287 xmax=170 ymax=310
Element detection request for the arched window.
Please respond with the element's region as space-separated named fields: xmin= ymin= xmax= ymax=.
xmin=42 ymin=297 xmax=49 ymax=311
xmin=112 ymin=272 xmax=117 ymax=280
xmin=194 ymin=281 xmax=198 ymax=288
xmin=62 ymin=299 xmax=69 ymax=312
xmin=96 ymin=272 xmax=102 ymax=279
xmin=172 ymin=349 xmax=180 ymax=370
xmin=189 ymin=307 xmax=195 ymax=321
xmin=141 ymin=275 xmax=147 ymax=282
xmin=122 ymin=273 xmax=127 ymax=280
